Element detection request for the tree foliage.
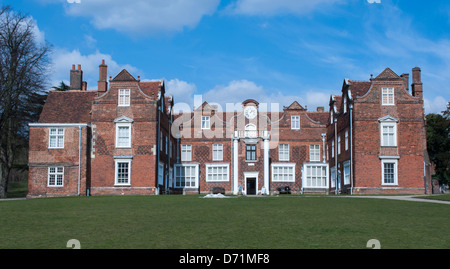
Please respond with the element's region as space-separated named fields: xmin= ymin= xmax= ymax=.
xmin=426 ymin=102 xmax=450 ymax=185
xmin=0 ymin=6 xmax=51 ymax=198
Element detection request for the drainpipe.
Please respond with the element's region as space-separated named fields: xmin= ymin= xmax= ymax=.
xmin=349 ymin=102 xmax=354 ymax=195
xmin=157 ymin=104 xmax=161 ymax=195
xmin=334 ymin=117 xmax=338 ymax=195
xmin=78 ymin=125 xmax=82 ymax=196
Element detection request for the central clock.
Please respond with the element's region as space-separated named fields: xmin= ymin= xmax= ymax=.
xmin=244 ymin=106 xmax=257 ymax=119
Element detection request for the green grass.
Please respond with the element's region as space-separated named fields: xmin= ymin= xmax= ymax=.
xmin=420 ymin=194 xmax=450 ymax=201
xmin=0 ymin=195 xmax=449 ymax=249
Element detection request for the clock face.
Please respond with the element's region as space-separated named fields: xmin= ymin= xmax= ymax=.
xmin=244 ymin=106 xmax=257 ymax=119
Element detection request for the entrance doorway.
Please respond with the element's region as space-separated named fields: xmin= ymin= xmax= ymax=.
xmin=247 ymin=178 xmax=257 ymax=195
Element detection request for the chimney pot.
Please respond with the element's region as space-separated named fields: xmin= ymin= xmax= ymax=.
xmin=72 ymin=64 xmax=75 ymax=70
xmin=77 ymin=64 xmax=81 ymax=71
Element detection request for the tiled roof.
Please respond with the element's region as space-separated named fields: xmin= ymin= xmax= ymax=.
xmin=307 ymin=112 xmax=329 ymax=125
xmin=139 ymin=81 xmax=162 ymax=99
xmin=38 ymin=90 xmax=96 ymax=123
xmin=348 ymin=80 xmax=372 ymax=98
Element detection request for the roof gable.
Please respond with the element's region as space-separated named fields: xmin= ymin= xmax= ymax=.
xmin=375 ymin=68 xmax=401 ymax=80
xmin=112 ymin=69 xmax=136 ymax=82
xmin=285 ymin=101 xmax=305 ymax=110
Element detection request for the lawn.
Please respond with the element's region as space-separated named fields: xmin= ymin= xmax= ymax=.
xmin=0 ymin=195 xmax=449 ymax=249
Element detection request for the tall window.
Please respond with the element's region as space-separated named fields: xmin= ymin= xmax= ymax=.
xmin=345 ymin=130 xmax=349 ymax=151
xmin=331 ymin=140 xmax=335 ymax=158
xmin=279 ymin=144 xmax=289 ymax=161
xmin=381 ymin=123 xmax=396 ymax=147
xmin=49 ymin=128 xmax=64 ymax=148
xmin=175 ymin=164 xmax=198 ymax=188
xmin=343 ymin=161 xmax=351 ymax=185
xmin=181 ymin=145 xmax=192 ymax=162
xmin=201 ymin=116 xmax=210 ymax=129
xmin=246 ymin=144 xmax=256 ymax=161
xmin=116 ymin=123 xmax=131 ymax=148
xmin=291 ymin=116 xmax=300 ymax=130
xmin=212 ymin=144 xmax=223 ymax=161
xmin=48 ymin=167 xmax=64 ymax=186
xmin=309 ymin=145 xmax=320 ymax=162
xmin=118 ymin=89 xmax=130 ymax=106
xmin=382 ymin=87 xmax=394 ymax=105
xmin=206 ymin=164 xmax=229 ymax=182
xmin=115 ymin=158 xmax=131 ymax=185
xmin=381 ymin=159 xmax=398 ymax=185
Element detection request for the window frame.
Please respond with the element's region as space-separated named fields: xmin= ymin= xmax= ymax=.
xmin=271 ymin=163 xmax=296 ymax=182
xmin=114 ymin=158 xmax=132 ymax=186
xmin=48 ymin=166 xmax=64 ymax=187
xmin=205 ymin=163 xmax=229 ymax=182
xmin=181 ymin=144 xmax=192 ymax=162
xmin=381 ymin=159 xmax=398 ymax=185
xmin=115 ymin=122 xmax=131 ymax=148
xmin=291 ymin=115 xmax=300 ymax=130
xmin=49 ymin=128 xmax=64 ymax=149
xmin=201 ymin=116 xmax=210 ymax=130
xmin=343 ymin=161 xmax=351 ymax=185
xmin=303 ymin=163 xmax=328 ymax=188
xmin=380 ymin=122 xmax=397 ymax=147
xmin=246 ymin=144 xmax=257 ymax=161
xmin=382 ymin=87 xmax=394 ymax=106
xmin=118 ymin=89 xmax=131 ymax=106
xmin=278 ymin=144 xmax=289 ymax=161
xmin=212 ymin=144 xmax=223 ymax=161
xmin=174 ymin=164 xmax=199 ymax=188
xmin=309 ymin=145 xmax=321 ymax=162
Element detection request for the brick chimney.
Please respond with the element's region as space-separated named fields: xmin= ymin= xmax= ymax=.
xmin=400 ymin=73 xmax=409 ymax=92
xmin=98 ymin=59 xmax=108 ymax=92
xmin=70 ymin=64 xmax=83 ymax=90
xmin=411 ymin=67 xmax=423 ymax=99
xmin=317 ymin=106 xmax=324 ymax=112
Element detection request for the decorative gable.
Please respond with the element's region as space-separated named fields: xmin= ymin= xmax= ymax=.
xmin=114 ymin=115 xmax=134 ymax=123
xmin=378 ymin=115 xmax=399 ymax=123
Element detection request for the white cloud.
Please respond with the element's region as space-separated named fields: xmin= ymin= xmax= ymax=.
xmin=64 ymin=0 xmax=220 ymax=35
xmin=49 ymin=48 xmax=141 ymax=90
xmin=226 ymin=0 xmax=345 ymax=16
xmin=424 ymin=96 xmax=448 ymax=115
xmin=166 ymin=78 xmax=197 ymax=106
xmin=168 ymin=79 xmax=326 ymax=112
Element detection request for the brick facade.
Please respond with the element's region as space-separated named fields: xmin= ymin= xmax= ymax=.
xmin=27 ymin=62 xmax=431 ymax=197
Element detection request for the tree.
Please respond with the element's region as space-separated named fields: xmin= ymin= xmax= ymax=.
xmin=51 ymin=81 xmax=70 ymax=91
xmin=0 ymin=6 xmax=51 ymax=198
xmin=426 ymin=103 xmax=450 ymax=186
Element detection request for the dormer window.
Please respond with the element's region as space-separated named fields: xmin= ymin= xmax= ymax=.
xmin=118 ymin=89 xmax=130 ymax=106
xmin=201 ymin=116 xmax=210 ymax=129
xmin=382 ymin=87 xmax=394 ymax=106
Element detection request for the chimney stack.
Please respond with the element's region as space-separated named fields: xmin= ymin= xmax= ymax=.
xmin=98 ymin=59 xmax=108 ymax=93
xmin=400 ymin=73 xmax=409 ymax=92
xmin=317 ymin=106 xmax=324 ymax=112
xmin=70 ymin=64 xmax=83 ymax=90
xmin=411 ymin=67 xmax=423 ymax=99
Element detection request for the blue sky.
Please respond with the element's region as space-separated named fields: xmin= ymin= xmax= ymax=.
xmin=2 ymin=0 xmax=449 ymax=114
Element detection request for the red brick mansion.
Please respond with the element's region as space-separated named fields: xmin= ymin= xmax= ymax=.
xmin=27 ymin=61 xmax=432 ymax=197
